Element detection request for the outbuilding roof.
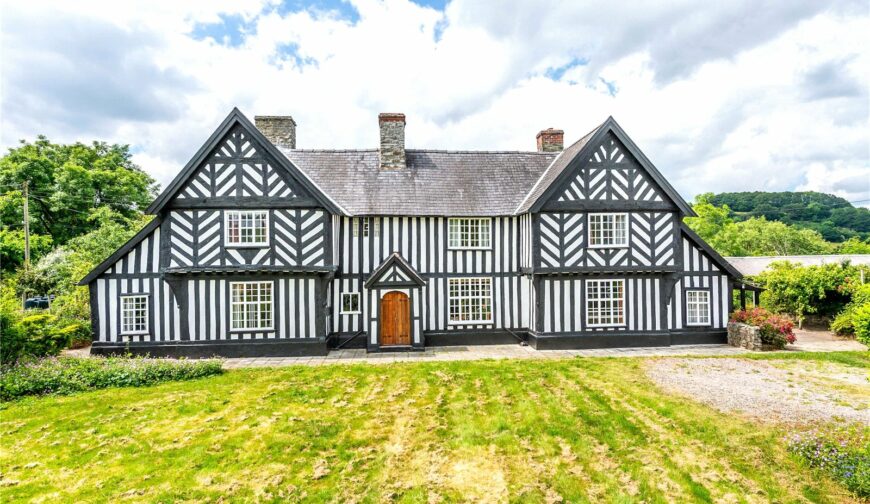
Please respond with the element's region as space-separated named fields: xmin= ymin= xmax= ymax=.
xmin=280 ymin=148 xmax=557 ymax=216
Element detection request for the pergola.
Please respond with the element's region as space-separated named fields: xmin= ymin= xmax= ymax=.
xmin=737 ymin=281 xmax=765 ymax=310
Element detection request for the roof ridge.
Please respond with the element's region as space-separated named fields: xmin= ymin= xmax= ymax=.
xmin=281 ymin=148 xmax=557 ymax=155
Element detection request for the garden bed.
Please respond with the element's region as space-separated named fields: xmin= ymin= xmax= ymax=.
xmin=0 ymin=355 xmax=223 ymax=401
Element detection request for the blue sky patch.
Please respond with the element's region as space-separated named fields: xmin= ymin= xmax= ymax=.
xmin=273 ymin=0 xmax=361 ymax=23
xmin=545 ymin=57 xmax=588 ymax=82
xmin=599 ymin=77 xmax=618 ymax=96
xmin=190 ymin=13 xmax=256 ymax=47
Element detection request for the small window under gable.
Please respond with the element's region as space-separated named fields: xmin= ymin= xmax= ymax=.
xmin=225 ymin=210 xmax=269 ymax=246
xmin=588 ymin=213 xmax=628 ymax=248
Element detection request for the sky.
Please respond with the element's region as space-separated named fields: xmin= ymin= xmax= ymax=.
xmin=2 ymin=0 xmax=869 ymax=206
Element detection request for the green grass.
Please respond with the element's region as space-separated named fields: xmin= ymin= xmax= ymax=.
xmin=0 ymin=356 xmax=859 ymax=503
xmin=730 ymin=350 xmax=870 ymax=368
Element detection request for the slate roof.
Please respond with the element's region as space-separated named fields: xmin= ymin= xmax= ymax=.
xmin=280 ymin=148 xmax=557 ymax=216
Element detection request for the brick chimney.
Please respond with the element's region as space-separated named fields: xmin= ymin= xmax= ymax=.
xmin=536 ymin=128 xmax=564 ymax=152
xmin=379 ymin=113 xmax=406 ymax=170
xmin=255 ymin=115 xmax=296 ymax=149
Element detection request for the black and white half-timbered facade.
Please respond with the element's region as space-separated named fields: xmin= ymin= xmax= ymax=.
xmin=81 ymin=109 xmax=743 ymax=356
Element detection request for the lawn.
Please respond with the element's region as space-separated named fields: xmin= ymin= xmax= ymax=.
xmin=0 ymin=355 xmax=862 ymax=503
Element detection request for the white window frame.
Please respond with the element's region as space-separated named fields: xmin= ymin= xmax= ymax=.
xmin=352 ymin=218 xmax=379 ymax=238
xmin=585 ymin=279 xmax=625 ymax=328
xmin=448 ymin=277 xmax=493 ymax=324
xmin=229 ymin=281 xmax=274 ymax=331
xmin=686 ymin=290 xmax=711 ymax=326
xmin=588 ymin=212 xmax=629 ymax=248
xmin=448 ymin=217 xmax=492 ymax=250
xmin=340 ymin=292 xmax=361 ymax=314
xmin=120 ymin=295 xmax=149 ymax=335
xmin=224 ymin=210 xmax=270 ymax=247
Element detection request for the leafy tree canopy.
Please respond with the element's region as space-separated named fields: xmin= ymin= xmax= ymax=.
xmin=686 ymin=193 xmax=835 ymax=256
xmin=709 ymin=191 xmax=870 ymax=242
xmin=0 ymin=136 xmax=158 ymax=265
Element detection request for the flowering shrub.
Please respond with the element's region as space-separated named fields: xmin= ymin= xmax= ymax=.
xmin=788 ymin=429 xmax=870 ymax=498
xmin=730 ymin=307 xmax=796 ymax=349
xmin=0 ymin=355 xmax=223 ymax=401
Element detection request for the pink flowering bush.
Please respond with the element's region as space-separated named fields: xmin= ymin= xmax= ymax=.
xmin=731 ymin=307 xmax=796 ymax=349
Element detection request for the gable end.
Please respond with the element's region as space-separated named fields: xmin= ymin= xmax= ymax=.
xmin=524 ymin=117 xmax=695 ymax=216
xmin=146 ymin=108 xmax=343 ymax=215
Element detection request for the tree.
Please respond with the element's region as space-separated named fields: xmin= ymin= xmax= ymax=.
xmin=684 ymin=193 xmax=733 ymax=243
xmin=713 ymin=218 xmax=834 ymax=256
xmin=0 ymin=137 xmax=158 ymax=266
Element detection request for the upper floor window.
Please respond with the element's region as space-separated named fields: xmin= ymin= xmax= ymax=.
xmin=686 ymin=290 xmax=711 ymax=326
xmin=448 ymin=218 xmax=491 ymax=249
xmin=120 ymin=295 xmax=148 ymax=335
xmin=225 ymin=210 xmax=269 ymax=246
xmin=588 ymin=213 xmax=628 ymax=248
xmin=352 ymin=218 xmax=379 ymax=238
xmin=586 ymin=279 xmax=625 ymax=327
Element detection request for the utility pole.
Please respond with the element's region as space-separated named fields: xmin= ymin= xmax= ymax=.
xmin=23 ymin=180 xmax=30 ymax=267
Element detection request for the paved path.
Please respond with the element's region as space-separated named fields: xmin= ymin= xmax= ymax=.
xmin=222 ymin=344 xmax=751 ymax=368
xmin=64 ymin=329 xmax=864 ymax=369
xmin=789 ymin=327 xmax=866 ymax=352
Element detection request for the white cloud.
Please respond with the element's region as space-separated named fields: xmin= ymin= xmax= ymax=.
xmin=1 ymin=0 xmax=867 ymax=207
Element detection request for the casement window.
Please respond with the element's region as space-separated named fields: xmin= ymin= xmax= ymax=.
xmin=225 ymin=210 xmax=269 ymax=246
xmin=588 ymin=213 xmax=628 ymax=248
xmin=341 ymin=292 xmax=361 ymax=314
xmin=120 ymin=295 xmax=148 ymax=335
xmin=448 ymin=218 xmax=491 ymax=249
xmin=448 ymin=277 xmax=493 ymax=324
xmin=586 ymin=279 xmax=625 ymax=327
xmin=686 ymin=290 xmax=711 ymax=326
xmin=352 ymin=218 xmax=379 ymax=238
xmin=230 ymin=281 xmax=273 ymax=331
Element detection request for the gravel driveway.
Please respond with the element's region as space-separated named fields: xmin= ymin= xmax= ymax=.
xmin=645 ymin=358 xmax=870 ymax=425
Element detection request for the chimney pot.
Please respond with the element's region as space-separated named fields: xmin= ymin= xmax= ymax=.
xmin=255 ymin=115 xmax=296 ymax=149
xmin=536 ymin=128 xmax=564 ymax=152
xmin=379 ymin=113 xmax=406 ymax=169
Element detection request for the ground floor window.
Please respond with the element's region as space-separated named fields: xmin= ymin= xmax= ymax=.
xmin=341 ymin=292 xmax=360 ymax=314
xmin=230 ymin=281 xmax=273 ymax=330
xmin=586 ymin=279 xmax=625 ymax=327
xmin=120 ymin=295 xmax=148 ymax=334
xmin=686 ymin=290 xmax=711 ymax=326
xmin=448 ymin=277 xmax=492 ymax=324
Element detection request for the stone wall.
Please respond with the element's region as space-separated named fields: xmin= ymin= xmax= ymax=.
xmin=727 ymin=322 xmax=763 ymax=351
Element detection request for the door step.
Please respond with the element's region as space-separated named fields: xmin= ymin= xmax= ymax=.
xmin=374 ymin=345 xmax=420 ymax=353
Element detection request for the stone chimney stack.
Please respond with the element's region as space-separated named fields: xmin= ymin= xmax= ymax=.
xmin=536 ymin=128 xmax=564 ymax=152
xmin=255 ymin=116 xmax=296 ymax=149
xmin=378 ymin=113 xmax=406 ymax=170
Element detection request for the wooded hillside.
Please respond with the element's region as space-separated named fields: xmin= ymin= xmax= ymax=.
xmin=709 ymin=192 xmax=870 ymax=242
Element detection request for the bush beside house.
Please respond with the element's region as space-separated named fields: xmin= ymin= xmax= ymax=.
xmin=729 ymin=307 xmax=796 ymax=350
xmin=0 ymin=356 xmax=224 ymax=401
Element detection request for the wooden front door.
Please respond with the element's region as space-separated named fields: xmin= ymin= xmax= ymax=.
xmin=381 ymin=291 xmax=411 ymax=346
